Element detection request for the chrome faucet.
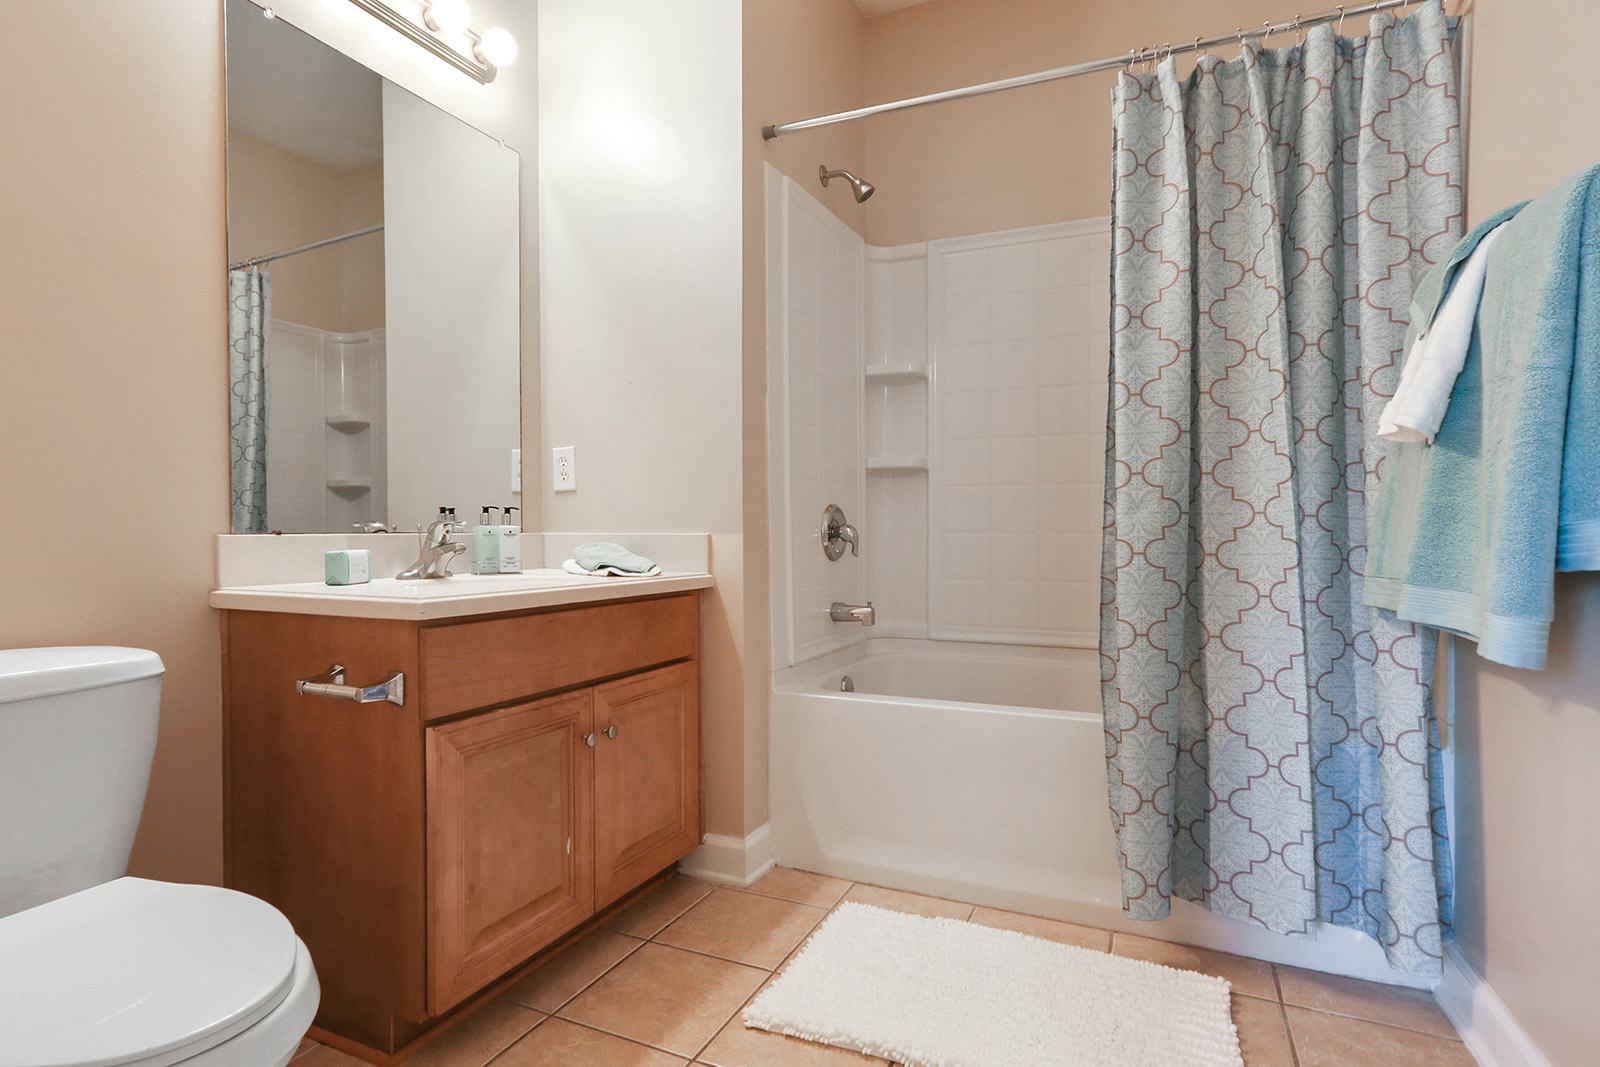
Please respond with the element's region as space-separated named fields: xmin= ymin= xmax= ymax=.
xmin=397 ymin=517 xmax=467 ymax=579
xmin=829 ymin=601 xmax=875 ymax=626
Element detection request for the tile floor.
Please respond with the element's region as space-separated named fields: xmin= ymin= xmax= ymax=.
xmin=291 ymin=867 xmax=1476 ymax=1067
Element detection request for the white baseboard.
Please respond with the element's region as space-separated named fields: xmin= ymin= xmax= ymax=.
xmin=1437 ymin=943 xmax=1554 ymax=1067
xmin=678 ymin=823 xmax=777 ymax=887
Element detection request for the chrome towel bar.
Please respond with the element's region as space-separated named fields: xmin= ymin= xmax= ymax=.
xmin=295 ymin=664 xmax=406 ymax=706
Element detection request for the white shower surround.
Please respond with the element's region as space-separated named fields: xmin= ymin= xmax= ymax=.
xmin=763 ymin=165 xmax=1426 ymax=988
xmin=264 ymin=320 xmax=387 ymax=534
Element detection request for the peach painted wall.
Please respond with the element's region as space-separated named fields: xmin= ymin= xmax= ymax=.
xmin=863 ymin=0 xmax=1351 ymax=245
xmin=226 ymin=132 xmax=384 ymax=334
xmin=0 ymin=0 xmax=539 ymax=887
xmin=539 ymin=0 xmax=750 ymax=841
xmin=1450 ymin=3 xmax=1600 ymax=1063
xmin=0 ymin=1 xmax=229 ymax=884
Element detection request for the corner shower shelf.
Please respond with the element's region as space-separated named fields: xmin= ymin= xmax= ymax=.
xmin=866 ymin=456 xmax=928 ymax=474
xmin=326 ymin=479 xmax=372 ymax=497
xmin=325 ymin=415 xmax=371 ymax=433
xmin=864 ymin=363 xmax=928 ymax=384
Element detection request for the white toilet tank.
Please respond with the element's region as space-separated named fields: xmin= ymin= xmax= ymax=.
xmin=0 ymin=647 xmax=163 ymax=919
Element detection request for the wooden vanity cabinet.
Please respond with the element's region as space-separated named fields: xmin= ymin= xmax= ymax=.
xmin=222 ymin=592 xmax=701 ymax=1056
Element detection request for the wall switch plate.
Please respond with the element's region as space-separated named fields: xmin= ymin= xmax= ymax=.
xmin=511 ymin=449 xmax=521 ymax=493
xmin=552 ymin=446 xmax=577 ymax=492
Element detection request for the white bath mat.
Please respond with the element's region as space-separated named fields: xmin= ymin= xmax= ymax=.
xmin=744 ymin=902 xmax=1243 ymax=1067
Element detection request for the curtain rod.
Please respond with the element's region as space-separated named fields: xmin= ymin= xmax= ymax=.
xmin=229 ymin=223 xmax=385 ymax=271
xmin=763 ymin=0 xmax=1419 ymax=139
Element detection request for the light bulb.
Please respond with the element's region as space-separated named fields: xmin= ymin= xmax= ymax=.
xmin=424 ymin=0 xmax=471 ymax=34
xmin=477 ymin=27 xmax=518 ymax=66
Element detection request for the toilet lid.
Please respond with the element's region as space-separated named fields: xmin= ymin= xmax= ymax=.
xmin=0 ymin=878 xmax=299 ymax=1067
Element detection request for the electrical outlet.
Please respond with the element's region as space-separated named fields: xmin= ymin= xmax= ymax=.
xmin=511 ymin=449 xmax=521 ymax=493
xmin=552 ymin=446 xmax=577 ymax=492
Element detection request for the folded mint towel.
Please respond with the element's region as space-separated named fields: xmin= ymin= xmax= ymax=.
xmin=1364 ymin=161 xmax=1600 ymax=668
xmin=573 ymin=542 xmax=659 ymax=574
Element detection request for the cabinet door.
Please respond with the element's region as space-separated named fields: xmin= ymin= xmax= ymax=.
xmin=593 ymin=662 xmax=701 ymax=908
xmin=427 ymin=690 xmax=595 ymax=1013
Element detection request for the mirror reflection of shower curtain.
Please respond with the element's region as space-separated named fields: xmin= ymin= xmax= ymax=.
xmin=228 ymin=267 xmax=269 ymax=534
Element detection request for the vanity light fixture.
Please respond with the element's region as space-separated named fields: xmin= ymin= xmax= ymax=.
xmin=343 ymin=0 xmax=516 ymax=84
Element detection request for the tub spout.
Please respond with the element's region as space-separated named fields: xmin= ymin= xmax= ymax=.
xmin=829 ymin=601 xmax=875 ymax=626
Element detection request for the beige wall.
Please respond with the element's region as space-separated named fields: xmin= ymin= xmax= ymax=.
xmin=339 ymin=162 xmax=385 ymax=332
xmin=539 ymin=0 xmax=751 ymax=839
xmin=227 ymin=131 xmax=384 ymax=333
xmin=1451 ymin=4 xmax=1600 ymax=1064
xmin=0 ymin=1 xmax=229 ymax=884
xmin=0 ymin=0 xmax=539 ymax=887
xmin=863 ymin=0 xmax=1318 ymax=245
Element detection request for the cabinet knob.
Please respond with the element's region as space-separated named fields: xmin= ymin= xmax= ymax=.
xmin=602 ymin=725 xmax=618 ymax=739
xmin=582 ymin=732 xmax=598 ymax=747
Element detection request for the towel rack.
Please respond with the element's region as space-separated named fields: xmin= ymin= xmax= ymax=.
xmin=295 ymin=664 xmax=406 ymax=706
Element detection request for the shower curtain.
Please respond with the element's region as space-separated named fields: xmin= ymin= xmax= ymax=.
xmin=228 ymin=267 xmax=269 ymax=534
xmin=1100 ymin=3 xmax=1458 ymax=976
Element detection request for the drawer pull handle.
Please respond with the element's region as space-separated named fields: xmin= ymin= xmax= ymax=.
xmin=602 ymin=725 xmax=618 ymax=739
xmin=295 ymin=664 xmax=405 ymax=706
xmin=582 ymin=732 xmax=599 ymax=747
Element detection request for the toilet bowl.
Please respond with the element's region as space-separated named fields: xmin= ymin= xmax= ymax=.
xmin=0 ymin=648 xmax=319 ymax=1067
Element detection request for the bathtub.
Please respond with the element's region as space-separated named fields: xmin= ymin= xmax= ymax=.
xmin=768 ymin=637 xmax=1429 ymax=987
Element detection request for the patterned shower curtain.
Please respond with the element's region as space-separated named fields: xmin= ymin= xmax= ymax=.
xmin=1100 ymin=3 xmax=1459 ymax=977
xmin=229 ymin=267 xmax=269 ymax=534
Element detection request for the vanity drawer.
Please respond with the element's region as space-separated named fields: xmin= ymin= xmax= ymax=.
xmin=419 ymin=594 xmax=698 ymax=719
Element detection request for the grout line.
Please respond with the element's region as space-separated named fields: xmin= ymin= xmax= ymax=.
xmin=1282 ymin=1003 xmax=1467 ymax=1042
xmin=479 ymin=1009 xmax=548 ymax=1067
xmin=502 ymin=932 xmax=647 ymax=1017
xmin=1281 ymin=1000 xmax=1306 ymax=1067
xmin=1272 ymin=964 xmax=1303 ymax=1067
xmin=551 ymin=1014 xmax=714 ymax=1063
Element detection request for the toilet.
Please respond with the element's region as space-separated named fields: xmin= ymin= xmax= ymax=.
xmin=0 ymin=647 xmax=319 ymax=1067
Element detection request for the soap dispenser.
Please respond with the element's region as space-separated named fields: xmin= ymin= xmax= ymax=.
xmin=499 ymin=506 xmax=522 ymax=573
xmin=472 ymin=507 xmax=501 ymax=575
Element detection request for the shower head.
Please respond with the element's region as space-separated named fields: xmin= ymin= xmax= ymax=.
xmin=819 ymin=165 xmax=875 ymax=203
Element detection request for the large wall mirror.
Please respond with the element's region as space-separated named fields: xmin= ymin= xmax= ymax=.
xmin=225 ymin=0 xmax=520 ymax=534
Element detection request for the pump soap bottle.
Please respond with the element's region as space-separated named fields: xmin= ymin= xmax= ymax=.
xmin=499 ymin=506 xmax=522 ymax=573
xmin=472 ymin=507 xmax=501 ymax=575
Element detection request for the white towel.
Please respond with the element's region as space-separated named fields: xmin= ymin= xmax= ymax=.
xmin=562 ymin=558 xmax=664 ymax=578
xmin=1379 ymin=223 xmax=1508 ymax=444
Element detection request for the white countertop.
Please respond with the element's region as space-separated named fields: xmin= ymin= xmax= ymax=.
xmin=209 ymin=569 xmax=714 ymax=621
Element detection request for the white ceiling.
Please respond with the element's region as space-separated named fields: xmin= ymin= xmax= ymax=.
xmin=855 ymin=0 xmax=942 ymax=18
xmin=225 ymin=0 xmax=383 ymax=173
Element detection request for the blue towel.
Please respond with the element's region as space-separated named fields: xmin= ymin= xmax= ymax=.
xmin=1364 ymin=162 xmax=1600 ymax=668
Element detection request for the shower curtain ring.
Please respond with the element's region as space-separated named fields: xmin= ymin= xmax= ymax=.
xmin=1336 ymin=4 xmax=1347 ymax=35
xmin=1293 ymin=14 xmax=1304 ymax=41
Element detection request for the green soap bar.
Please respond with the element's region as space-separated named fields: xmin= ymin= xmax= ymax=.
xmin=325 ymin=549 xmax=371 ymax=585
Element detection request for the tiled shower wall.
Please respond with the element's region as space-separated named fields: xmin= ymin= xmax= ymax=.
xmin=264 ymin=320 xmax=387 ymax=534
xmin=769 ymin=160 xmax=1109 ymax=665
xmin=767 ymin=168 xmax=865 ymax=668
xmin=926 ymin=220 xmax=1109 ymax=647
